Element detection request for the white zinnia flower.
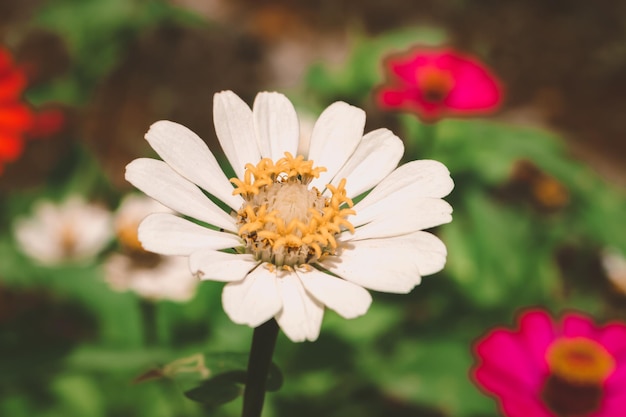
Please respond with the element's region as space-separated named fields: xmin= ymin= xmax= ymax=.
xmin=125 ymin=90 xmax=453 ymax=342
xmin=104 ymin=194 xmax=198 ymax=302
xmin=602 ymin=248 xmax=626 ymax=295
xmin=14 ymin=196 xmax=113 ymax=266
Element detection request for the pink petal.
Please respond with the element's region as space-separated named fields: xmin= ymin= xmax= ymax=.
xmin=475 ymin=365 xmax=554 ymax=417
xmin=377 ymin=87 xmax=441 ymax=119
xmin=498 ymin=392 xmax=555 ymax=417
xmin=597 ymin=322 xmax=626 ymax=359
xmin=517 ymin=310 xmax=556 ymax=377
xmin=606 ymin=362 xmax=626 ymax=386
xmin=473 ymin=360 xmax=532 ymax=396
xmin=562 ymin=312 xmax=598 ymax=338
xmin=474 ymin=327 xmax=544 ymax=390
xmin=445 ymin=61 xmax=502 ymax=110
xmin=473 ymin=310 xmax=562 ymax=417
xmin=590 ymin=391 xmax=626 ymax=417
xmin=388 ymin=54 xmax=428 ymax=83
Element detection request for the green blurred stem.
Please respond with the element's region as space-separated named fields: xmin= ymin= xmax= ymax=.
xmin=241 ymin=319 xmax=279 ymax=417
xmin=139 ymin=299 xmax=158 ymax=346
xmin=419 ymin=122 xmax=439 ymax=157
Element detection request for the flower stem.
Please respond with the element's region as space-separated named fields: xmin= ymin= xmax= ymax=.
xmin=241 ymin=319 xmax=279 ymax=417
xmin=139 ymin=299 xmax=158 ymax=346
xmin=419 ymin=121 xmax=439 ymax=157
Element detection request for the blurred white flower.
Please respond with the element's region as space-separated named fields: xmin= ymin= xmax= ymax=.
xmin=126 ymin=90 xmax=453 ymax=342
xmin=14 ymin=196 xmax=113 ymax=265
xmin=602 ymin=248 xmax=626 ymax=294
xmin=104 ymin=194 xmax=198 ymax=302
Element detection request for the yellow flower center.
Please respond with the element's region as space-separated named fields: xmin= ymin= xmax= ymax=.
xmin=416 ymin=66 xmax=455 ymax=103
xmin=116 ymin=222 xmax=144 ymax=252
xmin=60 ymin=225 xmax=78 ymax=258
xmin=546 ymin=337 xmax=615 ymax=385
xmin=231 ymin=152 xmax=355 ymax=269
xmin=115 ymin=218 xmax=161 ymax=267
xmin=542 ymin=337 xmax=615 ymax=416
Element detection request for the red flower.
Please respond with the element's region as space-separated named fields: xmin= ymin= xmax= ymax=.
xmin=377 ymin=47 xmax=503 ymax=121
xmin=0 ymin=47 xmax=63 ymax=174
xmin=473 ymin=309 xmax=626 ymax=417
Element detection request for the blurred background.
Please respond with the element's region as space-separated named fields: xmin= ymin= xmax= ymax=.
xmin=1 ymin=0 xmax=625 ymax=416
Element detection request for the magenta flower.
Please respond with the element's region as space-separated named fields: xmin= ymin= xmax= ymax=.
xmin=473 ymin=309 xmax=626 ymax=417
xmin=377 ymin=47 xmax=503 ymax=121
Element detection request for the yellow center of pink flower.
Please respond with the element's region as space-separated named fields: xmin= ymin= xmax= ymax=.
xmin=546 ymin=337 xmax=615 ymax=385
xmin=416 ymin=66 xmax=455 ymax=103
xmin=542 ymin=337 xmax=615 ymax=416
xmin=231 ymin=152 xmax=355 ymax=269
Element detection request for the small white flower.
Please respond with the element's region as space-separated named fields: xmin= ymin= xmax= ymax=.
xmin=105 ymin=253 xmax=196 ymax=302
xmin=14 ymin=196 xmax=113 ymax=266
xmin=602 ymin=248 xmax=626 ymax=295
xmin=104 ymin=194 xmax=198 ymax=302
xmin=126 ymin=90 xmax=453 ymax=342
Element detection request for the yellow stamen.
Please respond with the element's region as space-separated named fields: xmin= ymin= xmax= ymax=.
xmin=232 ymin=152 xmax=355 ymax=268
xmin=416 ymin=66 xmax=455 ymax=102
xmin=546 ymin=337 xmax=615 ymax=385
xmin=60 ymin=225 xmax=78 ymax=257
xmin=116 ymin=223 xmax=144 ymax=252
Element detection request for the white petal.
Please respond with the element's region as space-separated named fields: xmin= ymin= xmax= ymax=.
xmin=145 ymin=120 xmax=243 ymax=211
xmin=296 ymin=113 xmax=315 ymax=158
xmin=125 ymin=158 xmax=237 ymax=232
xmin=222 ymin=264 xmax=282 ymax=327
xmin=307 ymin=102 xmax=365 ymax=190
xmin=405 ymin=231 xmax=448 ymax=276
xmin=74 ymin=205 xmax=114 ymax=258
xmin=297 ymin=268 xmax=371 ymax=319
xmin=14 ymin=218 xmax=63 ymax=264
xmin=189 ymin=250 xmax=259 ymax=282
xmin=213 ymin=91 xmax=261 ymax=179
xmin=138 ymin=213 xmax=241 ymax=256
xmin=347 ymin=198 xmax=453 ymax=241
xmin=253 ymin=92 xmax=299 ymax=160
xmin=327 ymin=128 xmax=403 ymax=199
xmin=319 ymin=231 xmax=447 ymax=293
xmin=353 ymin=160 xmax=454 ymax=214
xmin=275 ymin=274 xmax=324 ymax=342
xmin=105 ymin=254 xmax=198 ymax=302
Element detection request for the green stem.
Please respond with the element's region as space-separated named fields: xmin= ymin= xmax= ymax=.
xmin=419 ymin=121 xmax=439 ymax=158
xmin=139 ymin=299 xmax=158 ymax=346
xmin=241 ymin=319 xmax=280 ymax=417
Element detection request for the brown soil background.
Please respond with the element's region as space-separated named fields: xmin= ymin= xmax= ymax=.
xmin=2 ymin=0 xmax=625 ymax=190
xmin=181 ymin=0 xmax=626 ymax=186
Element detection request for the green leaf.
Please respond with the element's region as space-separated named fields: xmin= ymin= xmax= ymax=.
xmin=183 ymin=372 xmax=244 ymax=407
xmin=442 ymin=187 xmax=560 ymax=307
xmin=170 ymin=352 xmax=283 ymax=406
xmin=360 ymin=338 xmax=496 ymax=417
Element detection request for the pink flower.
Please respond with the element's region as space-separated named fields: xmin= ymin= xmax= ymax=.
xmin=377 ymin=47 xmax=503 ymax=121
xmin=473 ymin=309 xmax=626 ymax=417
